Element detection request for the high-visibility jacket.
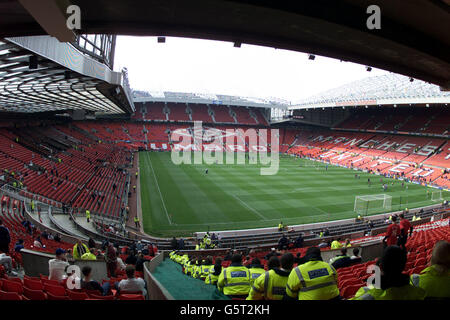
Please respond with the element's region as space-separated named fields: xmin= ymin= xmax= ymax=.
xmin=205 ymin=268 xmax=220 ymax=285
xmin=331 ymin=240 xmax=343 ymax=249
xmin=169 ymin=251 xmax=175 ymax=260
xmin=195 ymin=244 xmax=200 ymax=250
xmin=410 ymin=265 xmax=450 ymax=299
xmin=248 ymin=265 xmax=266 ymax=284
xmin=181 ymin=254 xmax=189 ymax=265
xmin=247 ymin=268 xmax=290 ymax=300
xmin=184 ymin=261 xmax=193 ymax=275
xmin=217 ymin=265 xmax=251 ymax=296
xmin=73 ymin=243 xmax=90 ymax=260
xmin=319 ymin=232 xmax=324 ymax=237
xmin=200 ymin=265 xmax=214 ymax=279
xmin=353 ymin=284 xmax=425 ymax=300
xmin=81 ymin=252 xmax=97 ymax=260
xmin=278 ymin=223 xmax=284 ymax=230
xmin=192 ymin=264 xmax=201 ymax=278
xmin=85 ymin=210 xmax=91 ymax=219
xmin=134 ymin=217 xmax=139 ymax=223
xmin=286 ymin=260 xmax=339 ymax=300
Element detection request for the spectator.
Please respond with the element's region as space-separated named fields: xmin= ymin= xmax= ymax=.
xmin=0 ymin=219 xmax=10 ymax=254
xmin=383 ymin=216 xmax=401 ymax=247
xmin=53 ymin=233 xmax=61 ymax=242
xmin=81 ymin=265 xmax=111 ymax=296
xmin=105 ymin=243 xmax=118 ymax=278
xmin=278 ymin=234 xmax=289 ymax=251
xmin=223 ymin=250 xmax=233 ymax=261
xmin=88 ymin=238 xmax=96 ymax=250
xmin=125 ymin=250 xmax=138 ymax=265
xmin=247 ymin=253 xmax=294 ymax=300
xmin=116 ymin=255 xmax=126 ymax=271
xmin=178 ymin=238 xmax=185 ymax=250
xmin=118 ymin=265 xmax=147 ymax=297
xmin=285 ymin=247 xmax=340 ymax=300
xmin=171 ymin=237 xmax=178 ymax=250
xmin=293 ymin=233 xmax=304 ymax=248
xmin=410 ymin=240 xmax=450 ymax=299
xmin=136 ymin=241 xmax=144 ymax=252
xmin=398 ymin=213 xmax=413 ymax=250
xmin=33 ymin=236 xmax=43 ymax=248
xmin=48 ymin=248 xmax=69 ymax=283
xmin=353 ymin=246 xmax=425 ymax=300
xmin=14 ymin=239 xmax=24 ymax=252
xmin=329 ymin=248 xmax=352 ymax=270
xmin=344 ymin=239 xmax=352 ymax=247
xmin=135 ymin=252 xmax=150 ymax=272
xmin=0 ymin=252 xmax=14 ymax=275
xmin=350 ymin=248 xmax=362 ymax=261
xmin=265 ymin=248 xmax=280 ymax=261
xmin=318 ymin=240 xmax=330 ymax=249
xmin=41 ymin=230 xmax=49 ymax=240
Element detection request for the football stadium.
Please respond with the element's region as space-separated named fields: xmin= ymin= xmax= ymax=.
xmin=0 ymin=0 xmax=449 ymax=307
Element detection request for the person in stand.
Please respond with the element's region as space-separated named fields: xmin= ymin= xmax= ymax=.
xmin=81 ymin=265 xmax=111 ymax=296
xmin=398 ymin=213 xmax=413 ymax=250
xmin=353 ymin=246 xmax=425 ymax=300
xmin=383 ymin=216 xmax=401 ymax=248
xmin=410 ymin=240 xmax=450 ymax=299
xmin=0 ymin=219 xmax=10 ymax=254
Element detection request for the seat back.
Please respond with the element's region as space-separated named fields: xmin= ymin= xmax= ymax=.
xmin=118 ymin=294 xmax=145 ymax=300
xmin=24 ymin=278 xmax=44 ymax=291
xmin=43 ymin=283 xmax=67 ymax=296
xmin=89 ymin=294 xmax=115 ymax=300
xmin=67 ymin=290 xmax=89 ymax=300
xmin=23 ymin=287 xmax=47 ymax=300
xmin=47 ymin=292 xmax=70 ymax=300
xmin=0 ymin=290 xmax=22 ymax=300
xmin=3 ymin=279 xmax=23 ymax=294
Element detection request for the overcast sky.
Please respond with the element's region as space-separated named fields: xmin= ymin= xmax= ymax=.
xmin=114 ymin=36 xmax=390 ymax=103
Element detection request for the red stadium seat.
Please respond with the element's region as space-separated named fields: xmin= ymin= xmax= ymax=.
xmin=89 ymin=294 xmax=115 ymax=300
xmin=341 ymin=284 xmax=363 ymax=299
xmin=24 ymin=278 xmax=44 ymax=291
xmin=43 ymin=283 xmax=67 ymax=296
xmin=23 ymin=287 xmax=47 ymax=300
xmin=0 ymin=290 xmax=23 ymax=300
xmin=118 ymin=294 xmax=145 ymax=300
xmin=47 ymin=292 xmax=71 ymax=300
xmin=2 ymin=279 xmax=23 ymax=294
xmin=67 ymin=290 xmax=89 ymax=300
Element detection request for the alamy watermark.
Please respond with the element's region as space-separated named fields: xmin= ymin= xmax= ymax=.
xmin=170 ymin=121 xmax=279 ymax=175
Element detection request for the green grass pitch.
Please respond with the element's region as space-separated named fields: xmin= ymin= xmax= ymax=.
xmin=138 ymin=152 xmax=446 ymax=237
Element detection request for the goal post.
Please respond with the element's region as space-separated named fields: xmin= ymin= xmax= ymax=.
xmin=354 ymin=194 xmax=392 ymax=215
xmin=431 ymin=190 xmax=443 ymax=202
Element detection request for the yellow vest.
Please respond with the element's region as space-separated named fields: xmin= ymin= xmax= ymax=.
xmin=81 ymin=252 xmax=97 ymax=260
xmin=200 ymin=265 xmax=214 ymax=279
xmin=217 ymin=265 xmax=251 ymax=296
xmin=354 ymin=284 xmax=425 ymax=300
xmin=410 ymin=265 xmax=450 ymax=299
xmin=286 ymin=260 xmax=340 ymax=300
xmin=73 ymin=243 xmax=89 ymax=260
xmin=331 ymin=240 xmax=343 ymax=249
xmin=247 ymin=269 xmax=290 ymax=300
xmin=248 ymin=267 xmax=266 ymax=284
xmin=205 ymin=267 xmax=220 ymax=285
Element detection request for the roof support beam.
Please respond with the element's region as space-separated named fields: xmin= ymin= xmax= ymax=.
xmin=18 ymin=0 xmax=76 ymax=42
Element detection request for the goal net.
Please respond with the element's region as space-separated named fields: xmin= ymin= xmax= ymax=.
xmin=431 ymin=190 xmax=443 ymax=202
xmin=354 ymin=194 xmax=392 ymax=215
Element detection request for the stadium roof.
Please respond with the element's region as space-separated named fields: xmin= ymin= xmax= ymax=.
xmin=1 ymin=0 xmax=449 ymax=90
xmin=0 ymin=36 xmax=134 ymax=114
xmin=133 ymin=90 xmax=291 ymax=109
xmin=290 ymin=74 xmax=450 ymax=110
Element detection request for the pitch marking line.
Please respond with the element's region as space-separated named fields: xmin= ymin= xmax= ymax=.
xmin=232 ymin=194 xmax=268 ymax=221
xmin=146 ymin=154 xmax=173 ymax=225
